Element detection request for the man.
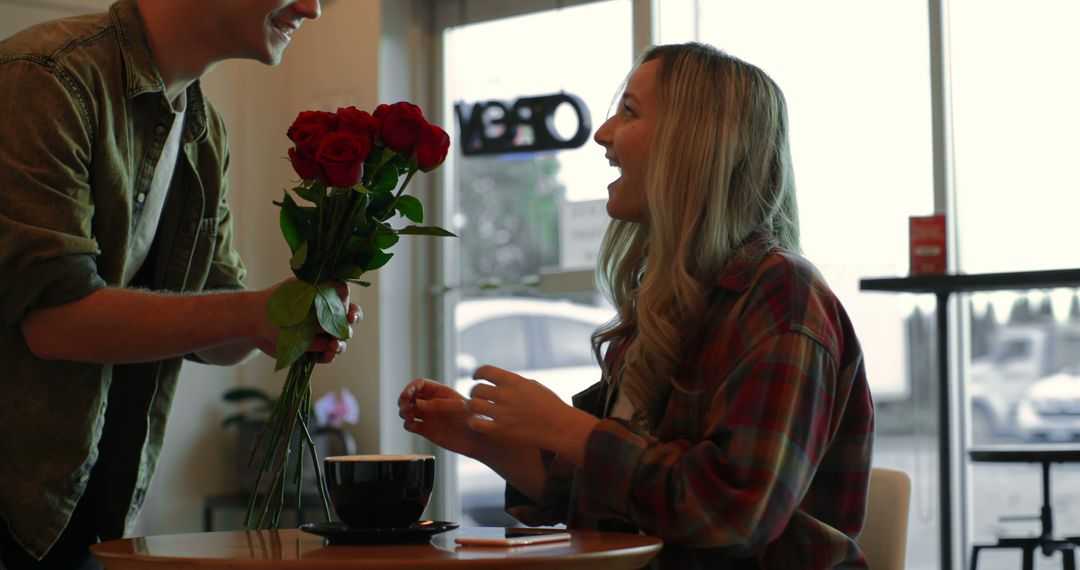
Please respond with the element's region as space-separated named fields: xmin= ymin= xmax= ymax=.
xmin=0 ymin=1 xmax=344 ymax=568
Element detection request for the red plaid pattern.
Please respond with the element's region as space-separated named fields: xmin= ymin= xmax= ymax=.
xmin=508 ymin=230 xmax=874 ymax=569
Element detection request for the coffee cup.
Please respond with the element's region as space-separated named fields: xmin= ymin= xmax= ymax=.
xmin=323 ymin=454 xmax=435 ymax=528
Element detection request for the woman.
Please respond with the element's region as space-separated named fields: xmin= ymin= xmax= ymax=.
xmin=399 ymin=42 xmax=873 ymax=569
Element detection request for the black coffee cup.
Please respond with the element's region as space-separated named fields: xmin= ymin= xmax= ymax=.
xmin=323 ymin=454 xmax=435 ymax=528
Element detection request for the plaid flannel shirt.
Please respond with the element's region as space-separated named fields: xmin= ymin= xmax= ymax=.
xmin=507 ymin=230 xmax=874 ymax=569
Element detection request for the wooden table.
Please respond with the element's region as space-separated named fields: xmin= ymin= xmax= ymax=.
xmin=90 ymin=527 xmax=662 ymax=569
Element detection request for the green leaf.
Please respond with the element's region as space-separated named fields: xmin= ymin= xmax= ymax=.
xmin=395 ymin=195 xmax=424 ymax=223
xmin=344 ymin=235 xmax=371 ymax=259
xmin=293 ymin=183 xmax=321 ymax=204
xmin=277 ymin=193 xmax=306 ymax=252
xmin=274 ymin=317 xmax=315 ymax=371
xmin=370 ymin=164 xmax=399 ymax=193
xmin=314 ymin=284 xmax=351 ymax=340
xmin=364 ymin=250 xmax=393 ymax=271
xmin=345 ymin=279 xmax=371 ymax=288
xmin=350 ymin=193 xmax=371 ymax=230
xmin=331 ymin=265 xmax=367 ymax=280
xmin=265 ymin=280 xmax=317 ymax=327
xmin=289 ymin=241 xmax=308 ymax=271
xmin=374 ymin=230 xmax=400 ymax=249
xmin=369 ymin=192 xmax=395 ymax=216
xmin=397 ymin=225 xmax=457 ymax=237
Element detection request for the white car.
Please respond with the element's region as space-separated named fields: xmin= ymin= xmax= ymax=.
xmin=452 ymin=297 xmax=614 ymax=526
xmin=1015 ymin=371 xmax=1080 ymax=442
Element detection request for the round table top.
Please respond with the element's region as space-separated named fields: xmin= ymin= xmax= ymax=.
xmin=89 ymin=527 xmax=663 ymax=569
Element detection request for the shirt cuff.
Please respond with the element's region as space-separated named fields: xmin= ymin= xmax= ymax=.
xmin=579 ymin=418 xmax=650 ymax=521
xmin=1 ymin=253 xmax=105 ymax=327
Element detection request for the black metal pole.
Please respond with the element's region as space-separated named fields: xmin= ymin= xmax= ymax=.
xmin=937 ymin=291 xmax=954 ymax=570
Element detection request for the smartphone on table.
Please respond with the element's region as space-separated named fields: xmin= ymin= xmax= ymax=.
xmin=454 ymin=527 xmax=572 ymax=547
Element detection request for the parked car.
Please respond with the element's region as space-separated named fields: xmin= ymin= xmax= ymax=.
xmin=969 ymin=323 xmax=1080 ymax=442
xmin=453 ymin=297 xmax=613 ymax=526
xmin=1014 ymin=371 xmax=1080 ymax=442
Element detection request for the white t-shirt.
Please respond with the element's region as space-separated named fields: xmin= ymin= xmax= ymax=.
xmin=123 ymin=92 xmax=187 ymax=285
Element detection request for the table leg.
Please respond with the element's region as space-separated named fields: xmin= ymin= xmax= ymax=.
xmin=936 ymin=292 xmax=955 ymax=570
xmin=1023 ymin=544 xmax=1035 ymax=570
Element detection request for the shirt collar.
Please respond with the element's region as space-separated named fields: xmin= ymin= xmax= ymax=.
xmin=109 ymin=0 xmax=209 ymax=143
xmin=714 ymin=227 xmax=781 ymax=293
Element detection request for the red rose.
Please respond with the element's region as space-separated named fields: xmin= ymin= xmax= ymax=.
xmin=415 ymin=121 xmax=450 ymax=171
xmin=336 ymin=106 xmax=378 ymax=136
xmin=372 ymin=103 xmax=391 ymax=120
xmin=378 ymin=101 xmax=425 ymax=151
xmin=287 ymin=122 xmax=329 ymax=179
xmin=287 ymin=110 xmax=338 ymax=140
xmin=315 ymin=131 xmax=371 ymax=187
xmin=288 ymin=147 xmax=321 ymax=180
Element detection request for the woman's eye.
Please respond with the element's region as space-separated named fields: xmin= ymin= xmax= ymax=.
xmin=621 ymin=103 xmax=636 ymax=117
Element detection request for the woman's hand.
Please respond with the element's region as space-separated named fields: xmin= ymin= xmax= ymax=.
xmin=398 ymin=378 xmax=491 ymax=459
xmin=467 ymin=365 xmax=599 ymax=466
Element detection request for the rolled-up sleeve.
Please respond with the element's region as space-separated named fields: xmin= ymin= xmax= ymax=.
xmin=0 ymin=60 xmax=105 ymax=327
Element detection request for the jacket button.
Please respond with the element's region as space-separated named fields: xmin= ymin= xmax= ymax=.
xmin=136 ymin=193 xmax=146 ymax=204
xmin=155 ymin=125 xmax=166 ymax=135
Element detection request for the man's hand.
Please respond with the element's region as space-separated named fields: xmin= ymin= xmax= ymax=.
xmin=251 ymin=280 xmax=360 ymax=364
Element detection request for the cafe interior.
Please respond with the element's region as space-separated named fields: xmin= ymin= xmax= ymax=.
xmin=3 ymin=0 xmax=1080 ymax=568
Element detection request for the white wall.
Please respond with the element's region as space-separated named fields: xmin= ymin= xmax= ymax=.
xmin=2 ymin=0 xmax=431 ymax=536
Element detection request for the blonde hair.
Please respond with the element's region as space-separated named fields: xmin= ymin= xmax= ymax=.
xmin=593 ymin=43 xmax=799 ymax=427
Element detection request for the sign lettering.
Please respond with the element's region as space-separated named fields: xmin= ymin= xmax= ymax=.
xmin=455 ymin=92 xmax=592 ymax=156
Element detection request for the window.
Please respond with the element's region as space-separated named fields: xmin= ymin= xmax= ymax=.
xmin=657 ymin=1 xmax=937 ymax=567
xmin=438 ymin=0 xmax=630 ymax=528
xmin=459 ymin=316 xmax=530 ymax=371
xmin=541 ymin=317 xmax=599 ymax=369
xmin=949 ymin=2 xmax=1080 ymax=565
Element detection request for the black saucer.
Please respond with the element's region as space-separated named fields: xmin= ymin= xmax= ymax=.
xmin=300 ymin=520 xmax=458 ymax=544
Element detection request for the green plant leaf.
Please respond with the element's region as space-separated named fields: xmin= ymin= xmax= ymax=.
xmin=369 ymin=193 xmax=395 ymax=218
xmin=274 ymin=317 xmax=315 ymax=371
xmin=277 ymin=193 xmax=306 ymax=253
xmin=395 ymin=195 xmax=424 ymax=223
xmin=397 ymin=225 xmax=457 ymax=237
xmin=293 ymin=183 xmax=321 ymax=204
xmin=222 ymin=387 xmax=275 ymax=405
xmin=345 ymin=279 xmax=371 ymax=288
xmin=289 ymin=241 xmax=308 ymax=271
xmin=374 ymin=230 xmax=400 ymax=249
xmin=331 ymin=265 xmax=367 ymax=280
xmin=370 ymin=163 xmax=399 ymax=193
xmin=265 ymin=280 xmax=317 ymax=327
xmin=344 ymin=235 xmax=371 ymax=259
xmin=364 ymin=250 xmax=393 ymax=271
xmin=314 ymin=283 xmax=351 ymax=340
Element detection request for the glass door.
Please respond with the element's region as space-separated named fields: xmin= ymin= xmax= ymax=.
xmin=436 ymin=0 xmax=631 ymax=526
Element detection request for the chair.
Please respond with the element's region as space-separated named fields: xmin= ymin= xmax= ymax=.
xmin=857 ymin=467 xmax=912 ymax=570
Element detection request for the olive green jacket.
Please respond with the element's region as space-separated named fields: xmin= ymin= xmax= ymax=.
xmin=0 ymin=0 xmax=245 ymax=559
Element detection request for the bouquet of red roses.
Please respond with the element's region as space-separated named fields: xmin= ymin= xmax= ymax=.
xmin=245 ymin=102 xmax=453 ymax=529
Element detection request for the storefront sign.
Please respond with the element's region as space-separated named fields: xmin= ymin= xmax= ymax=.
xmin=455 ymin=92 xmax=591 ymax=156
